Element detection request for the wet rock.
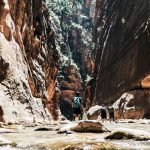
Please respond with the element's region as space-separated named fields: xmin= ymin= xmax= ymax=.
xmin=105 ymin=128 xmax=150 ymax=141
xmin=113 ymin=92 xmax=149 ymax=119
xmin=58 ymin=120 xmax=109 ymax=133
xmin=34 ymin=127 xmax=54 ymax=131
xmin=87 ymin=105 xmax=102 ymax=120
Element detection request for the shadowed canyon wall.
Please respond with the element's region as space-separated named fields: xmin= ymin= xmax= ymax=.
xmin=91 ymin=0 xmax=150 ymax=118
xmin=0 ymin=0 xmax=59 ymax=123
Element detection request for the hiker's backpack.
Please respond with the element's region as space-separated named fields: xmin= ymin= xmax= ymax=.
xmin=73 ymin=97 xmax=81 ymax=108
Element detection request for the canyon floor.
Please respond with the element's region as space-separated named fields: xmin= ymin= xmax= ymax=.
xmin=0 ymin=119 xmax=150 ymax=150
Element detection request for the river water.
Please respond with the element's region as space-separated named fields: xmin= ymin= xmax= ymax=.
xmin=0 ymin=119 xmax=150 ymax=150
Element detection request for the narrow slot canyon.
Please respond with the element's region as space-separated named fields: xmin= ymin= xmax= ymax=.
xmin=0 ymin=0 xmax=150 ymax=149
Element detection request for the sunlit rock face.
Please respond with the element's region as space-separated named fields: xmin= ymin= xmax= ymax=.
xmin=92 ymin=0 xmax=150 ymax=117
xmin=0 ymin=0 xmax=59 ymax=123
xmin=47 ymin=0 xmax=95 ymax=81
xmin=141 ymin=75 xmax=150 ymax=88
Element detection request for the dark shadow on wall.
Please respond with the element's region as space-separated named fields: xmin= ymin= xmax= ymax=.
xmin=60 ymin=98 xmax=73 ymax=120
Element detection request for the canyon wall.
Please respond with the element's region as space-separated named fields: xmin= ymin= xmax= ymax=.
xmin=47 ymin=0 xmax=96 ymax=118
xmin=0 ymin=0 xmax=59 ymax=123
xmin=92 ymin=0 xmax=150 ymax=118
xmin=47 ymin=0 xmax=95 ymax=81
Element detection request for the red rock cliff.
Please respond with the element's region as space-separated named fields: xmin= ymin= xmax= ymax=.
xmin=91 ymin=0 xmax=150 ymax=118
xmin=0 ymin=0 xmax=59 ymax=123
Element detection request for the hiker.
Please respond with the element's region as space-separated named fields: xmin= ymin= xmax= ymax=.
xmin=100 ymin=104 xmax=109 ymax=122
xmin=72 ymin=91 xmax=83 ymax=121
xmin=108 ymin=106 xmax=115 ymax=122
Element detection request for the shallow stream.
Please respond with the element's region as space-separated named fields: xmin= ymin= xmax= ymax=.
xmin=0 ymin=119 xmax=150 ymax=150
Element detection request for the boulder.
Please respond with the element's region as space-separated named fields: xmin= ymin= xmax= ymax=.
xmin=113 ymin=91 xmax=150 ymax=119
xmin=105 ymin=128 xmax=150 ymax=141
xmin=58 ymin=120 xmax=109 ymax=133
xmin=87 ymin=105 xmax=102 ymax=120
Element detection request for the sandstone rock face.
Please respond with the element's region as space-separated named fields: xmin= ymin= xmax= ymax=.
xmin=91 ymin=0 xmax=150 ymax=117
xmin=141 ymin=75 xmax=150 ymax=88
xmin=113 ymin=91 xmax=150 ymax=119
xmin=0 ymin=0 xmax=58 ymax=123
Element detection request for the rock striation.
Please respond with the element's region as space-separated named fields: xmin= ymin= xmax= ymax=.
xmin=91 ymin=0 xmax=150 ymax=118
xmin=0 ymin=0 xmax=59 ymax=123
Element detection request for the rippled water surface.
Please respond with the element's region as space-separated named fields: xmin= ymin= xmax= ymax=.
xmin=0 ymin=119 xmax=150 ymax=150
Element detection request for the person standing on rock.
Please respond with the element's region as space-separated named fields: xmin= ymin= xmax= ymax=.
xmin=108 ymin=106 xmax=115 ymax=122
xmin=100 ymin=104 xmax=109 ymax=122
xmin=72 ymin=91 xmax=83 ymax=121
